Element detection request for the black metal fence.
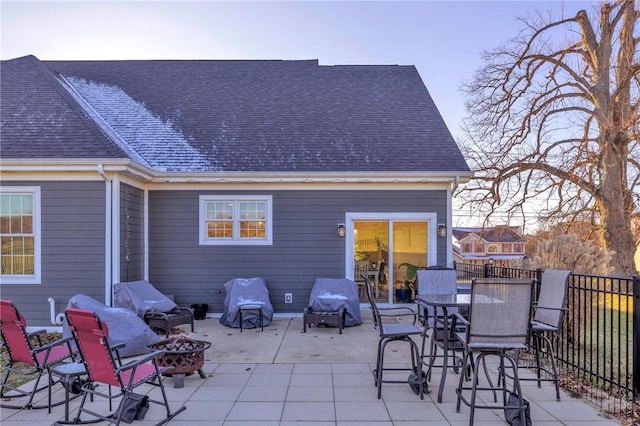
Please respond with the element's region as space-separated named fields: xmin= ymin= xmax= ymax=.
xmin=454 ymin=262 xmax=638 ymax=418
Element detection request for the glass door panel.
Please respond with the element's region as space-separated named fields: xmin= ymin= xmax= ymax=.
xmin=353 ymin=221 xmax=389 ymax=303
xmin=391 ymin=221 xmax=428 ymax=303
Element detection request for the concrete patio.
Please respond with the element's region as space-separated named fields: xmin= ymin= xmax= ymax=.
xmin=1 ymin=311 xmax=621 ymax=425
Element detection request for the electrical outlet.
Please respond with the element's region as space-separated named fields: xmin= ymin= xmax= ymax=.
xmin=285 ymin=293 xmax=293 ymax=303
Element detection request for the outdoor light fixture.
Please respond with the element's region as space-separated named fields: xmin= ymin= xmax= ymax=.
xmin=337 ymin=223 xmax=346 ymax=237
xmin=438 ymin=223 xmax=447 ymax=238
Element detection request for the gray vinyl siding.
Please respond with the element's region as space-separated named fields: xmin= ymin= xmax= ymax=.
xmin=120 ymin=183 xmax=145 ymax=282
xmin=148 ymin=189 xmax=447 ymax=312
xmin=1 ymin=181 xmax=106 ymax=325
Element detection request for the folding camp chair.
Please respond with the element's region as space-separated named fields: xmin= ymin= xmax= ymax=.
xmin=0 ymin=299 xmax=76 ymax=410
xmin=63 ymin=308 xmax=186 ymax=426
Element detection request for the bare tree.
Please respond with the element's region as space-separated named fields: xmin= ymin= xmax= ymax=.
xmin=459 ymin=0 xmax=639 ymax=275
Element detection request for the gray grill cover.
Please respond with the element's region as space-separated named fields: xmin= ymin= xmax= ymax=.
xmin=308 ymin=278 xmax=362 ymax=327
xmin=63 ymin=294 xmax=161 ymax=357
xmin=219 ymin=278 xmax=274 ymax=329
xmin=113 ymin=280 xmax=177 ymax=317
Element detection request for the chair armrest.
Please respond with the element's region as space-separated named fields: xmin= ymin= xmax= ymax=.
xmin=110 ymin=342 xmax=127 ymax=366
xmin=452 ymin=312 xmax=470 ymax=327
xmin=144 ymin=312 xmax=171 ymax=320
xmin=117 ymin=349 xmax=166 ymax=373
xmin=378 ymin=307 xmax=417 ymax=324
xmin=175 ymin=307 xmax=194 ymax=316
xmin=31 ymin=335 xmax=74 ymax=353
xmin=145 ymin=307 xmax=193 ymax=320
xmin=451 ymin=313 xmax=470 ymax=343
xmin=533 ymin=305 xmax=569 ymax=312
xmin=31 ymin=336 xmax=76 ymax=364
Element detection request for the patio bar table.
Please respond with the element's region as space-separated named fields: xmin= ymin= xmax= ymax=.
xmin=415 ymin=293 xmax=470 ymax=403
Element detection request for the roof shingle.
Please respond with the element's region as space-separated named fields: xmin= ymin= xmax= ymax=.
xmin=2 ymin=56 xmax=470 ymax=175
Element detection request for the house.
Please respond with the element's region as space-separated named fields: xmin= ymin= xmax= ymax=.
xmin=452 ymin=226 xmax=526 ymax=266
xmin=0 ymin=55 xmax=472 ymax=327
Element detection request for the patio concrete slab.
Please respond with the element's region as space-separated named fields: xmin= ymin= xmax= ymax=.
xmin=0 ymin=312 xmax=621 ymax=425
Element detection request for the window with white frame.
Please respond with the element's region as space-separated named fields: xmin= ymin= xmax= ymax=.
xmin=0 ymin=187 xmax=41 ymax=284
xmin=199 ymin=195 xmax=272 ymax=245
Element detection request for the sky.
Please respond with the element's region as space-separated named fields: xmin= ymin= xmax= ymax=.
xmin=0 ymin=0 xmax=601 ymax=227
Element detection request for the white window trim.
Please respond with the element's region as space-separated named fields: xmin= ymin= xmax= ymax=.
xmin=199 ymin=195 xmax=273 ymax=246
xmin=0 ymin=186 xmax=42 ymax=284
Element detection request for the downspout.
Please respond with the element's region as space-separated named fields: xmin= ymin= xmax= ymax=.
xmin=445 ymin=177 xmax=461 ymax=268
xmin=98 ymin=164 xmax=113 ymax=305
xmin=47 ymin=297 xmax=65 ymax=325
xmin=452 ymin=176 xmax=460 ymax=194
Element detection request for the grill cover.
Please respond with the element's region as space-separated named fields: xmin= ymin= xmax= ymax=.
xmin=113 ymin=280 xmax=178 ymax=317
xmin=308 ymin=278 xmax=362 ymax=327
xmin=63 ymin=294 xmax=161 ymax=357
xmin=219 ymin=278 xmax=274 ymax=329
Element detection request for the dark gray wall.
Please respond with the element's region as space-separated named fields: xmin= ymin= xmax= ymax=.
xmin=120 ymin=183 xmax=145 ymax=282
xmin=1 ymin=181 xmax=106 ymax=325
xmin=147 ymin=189 xmax=447 ymax=311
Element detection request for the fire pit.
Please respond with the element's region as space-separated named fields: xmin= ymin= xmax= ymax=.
xmin=147 ymin=336 xmax=211 ymax=388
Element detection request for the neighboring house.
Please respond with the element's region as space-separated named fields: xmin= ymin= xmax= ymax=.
xmin=452 ymin=226 xmax=526 ymax=266
xmin=0 ymin=55 xmax=472 ymax=327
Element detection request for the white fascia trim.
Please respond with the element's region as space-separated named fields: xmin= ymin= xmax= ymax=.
xmin=0 ymin=159 xmax=156 ymax=181
xmin=1 ymin=160 xmax=473 ymax=186
xmin=149 ymin=171 xmax=473 ymax=184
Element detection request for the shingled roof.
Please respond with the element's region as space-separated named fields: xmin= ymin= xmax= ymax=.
xmin=1 ymin=55 xmax=470 ymax=174
xmin=0 ymin=55 xmax=127 ymax=159
xmin=453 ymin=227 xmax=525 ymax=243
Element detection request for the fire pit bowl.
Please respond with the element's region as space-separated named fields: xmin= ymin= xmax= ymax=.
xmin=147 ymin=336 xmax=211 ymax=387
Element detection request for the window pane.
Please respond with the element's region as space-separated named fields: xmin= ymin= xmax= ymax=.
xmin=1 ymin=236 xmax=12 ymax=274
xmin=240 ymin=220 xmax=265 ymax=238
xmin=207 ymin=201 xmax=233 ymax=220
xmin=0 ymin=192 xmax=36 ymax=277
xmin=239 ymin=201 xmax=266 ymax=220
xmin=207 ymin=221 xmax=233 ymax=238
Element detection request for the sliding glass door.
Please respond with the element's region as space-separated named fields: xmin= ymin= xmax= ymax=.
xmin=347 ymin=213 xmax=437 ymax=304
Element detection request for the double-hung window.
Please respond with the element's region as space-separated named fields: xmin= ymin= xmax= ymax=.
xmin=199 ymin=195 xmax=272 ymax=245
xmin=0 ymin=187 xmax=41 ymax=284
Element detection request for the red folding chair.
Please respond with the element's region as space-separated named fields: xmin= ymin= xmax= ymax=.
xmin=63 ymin=308 xmax=186 ymax=426
xmin=0 ymin=299 xmax=76 ymax=410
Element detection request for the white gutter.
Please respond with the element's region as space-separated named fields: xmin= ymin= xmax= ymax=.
xmin=98 ymin=164 xmax=113 ymax=305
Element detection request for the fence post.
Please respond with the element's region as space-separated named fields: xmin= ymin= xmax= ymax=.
xmin=535 ymin=268 xmax=543 ymax=300
xmin=633 ymin=275 xmax=640 ymax=398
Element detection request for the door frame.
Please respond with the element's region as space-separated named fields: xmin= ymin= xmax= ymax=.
xmin=345 ymin=212 xmax=438 ymax=304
